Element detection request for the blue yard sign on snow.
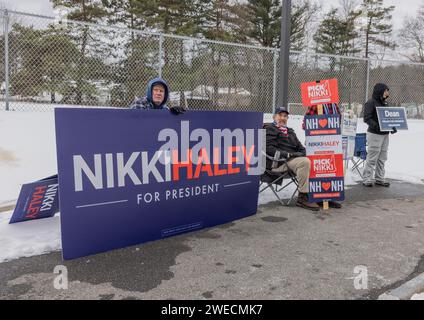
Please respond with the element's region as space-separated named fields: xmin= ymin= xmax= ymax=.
xmin=55 ymin=108 xmax=262 ymax=260
xmin=9 ymin=175 xmax=60 ymax=224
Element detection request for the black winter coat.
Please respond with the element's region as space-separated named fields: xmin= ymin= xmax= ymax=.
xmin=363 ymin=83 xmax=389 ymax=135
xmin=265 ymin=123 xmax=306 ymax=170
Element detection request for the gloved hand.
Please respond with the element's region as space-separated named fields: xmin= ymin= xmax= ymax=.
xmin=169 ymin=106 xmax=186 ymax=115
xmin=391 ymin=127 xmax=397 ymax=134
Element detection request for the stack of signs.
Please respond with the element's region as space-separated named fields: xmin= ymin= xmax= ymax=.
xmin=301 ymin=78 xmax=345 ymax=203
xmin=9 ymin=175 xmax=60 ymax=224
xmin=304 ymin=115 xmax=345 ymax=202
xmin=342 ymin=111 xmax=358 ymax=161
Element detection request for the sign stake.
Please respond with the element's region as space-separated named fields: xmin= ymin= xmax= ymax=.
xmin=317 ymin=104 xmax=329 ymax=212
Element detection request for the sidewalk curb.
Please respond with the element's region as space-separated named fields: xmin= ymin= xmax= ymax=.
xmin=378 ymin=272 xmax=424 ymax=300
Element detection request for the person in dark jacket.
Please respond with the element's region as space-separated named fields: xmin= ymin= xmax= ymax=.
xmin=265 ymin=107 xmax=319 ymax=211
xmin=362 ymin=83 xmax=396 ymax=187
xmin=129 ymin=77 xmax=186 ymax=114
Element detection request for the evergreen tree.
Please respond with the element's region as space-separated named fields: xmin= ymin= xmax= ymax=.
xmin=289 ymin=0 xmax=320 ymax=51
xmin=102 ymin=0 xmax=145 ymax=30
xmin=314 ymin=8 xmax=361 ymax=70
xmin=51 ymin=0 xmax=109 ymax=105
xmin=360 ymin=0 xmax=395 ymax=58
xmin=135 ymin=0 xmax=198 ymax=35
xmin=240 ymin=0 xmax=319 ymax=50
xmin=8 ymin=24 xmax=80 ymax=102
xmin=245 ymin=0 xmax=281 ymax=47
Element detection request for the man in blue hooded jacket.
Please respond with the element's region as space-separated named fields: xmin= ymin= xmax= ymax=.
xmin=129 ymin=77 xmax=185 ymax=114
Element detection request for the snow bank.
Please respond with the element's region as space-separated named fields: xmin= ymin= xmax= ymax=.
xmin=0 ymin=210 xmax=61 ymax=262
xmin=0 ymin=112 xmax=58 ymax=203
xmin=411 ymin=293 xmax=424 ymax=300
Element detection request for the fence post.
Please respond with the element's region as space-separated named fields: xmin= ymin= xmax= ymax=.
xmin=4 ymin=9 xmax=10 ymax=111
xmin=272 ymin=50 xmax=278 ymax=113
xmin=365 ymin=59 xmax=370 ymax=103
xmin=158 ymin=34 xmax=163 ymax=78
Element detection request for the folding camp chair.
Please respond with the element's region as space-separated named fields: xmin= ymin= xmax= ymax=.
xmin=259 ymin=151 xmax=299 ymax=206
xmin=350 ymin=133 xmax=367 ymax=179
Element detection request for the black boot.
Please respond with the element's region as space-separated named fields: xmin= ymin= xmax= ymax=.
xmin=375 ymin=180 xmax=390 ymax=187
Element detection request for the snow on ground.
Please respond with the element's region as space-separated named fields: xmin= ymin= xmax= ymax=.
xmin=0 ymin=110 xmax=423 ymax=262
xmin=411 ymin=293 xmax=424 ymax=300
xmin=0 ymin=210 xmax=61 ymax=262
xmin=0 ymin=112 xmax=58 ymax=203
xmin=357 ymin=118 xmax=424 ymax=185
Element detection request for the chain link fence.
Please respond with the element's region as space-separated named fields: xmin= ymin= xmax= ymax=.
xmin=1 ymin=9 xmax=424 ymax=118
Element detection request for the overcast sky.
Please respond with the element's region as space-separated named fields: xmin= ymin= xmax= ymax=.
xmin=322 ymin=0 xmax=423 ymax=30
xmin=1 ymin=0 xmax=423 ymax=31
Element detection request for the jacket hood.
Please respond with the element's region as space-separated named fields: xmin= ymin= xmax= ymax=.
xmin=372 ymin=83 xmax=389 ymax=102
xmin=146 ymin=77 xmax=169 ymax=108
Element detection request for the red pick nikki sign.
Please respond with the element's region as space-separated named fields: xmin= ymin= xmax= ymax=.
xmin=308 ymin=154 xmax=344 ymax=179
xmin=301 ymin=78 xmax=339 ymax=106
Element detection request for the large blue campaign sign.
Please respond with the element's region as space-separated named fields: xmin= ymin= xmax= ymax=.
xmin=376 ymin=107 xmax=408 ymax=131
xmin=9 ymin=175 xmax=59 ymax=224
xmin=55 ymin=108 xmax=262 ymax=260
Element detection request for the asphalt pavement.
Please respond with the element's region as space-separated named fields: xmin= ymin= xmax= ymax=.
xmin=1 ymin=179 xmax=424 ymax=300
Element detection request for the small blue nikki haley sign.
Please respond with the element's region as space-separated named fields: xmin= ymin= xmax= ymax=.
xmin=9 ymin=175 xmax=60 ymax=224
xmin=55 ymin=108 xmax=263 ymax=260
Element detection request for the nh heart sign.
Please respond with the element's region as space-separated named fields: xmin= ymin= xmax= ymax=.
xmin=304 ymin=115 xmax=341 ymax=136
xmin=304 ymin=114 xmax=345 ymax=203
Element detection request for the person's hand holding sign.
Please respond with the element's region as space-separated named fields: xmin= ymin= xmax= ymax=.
xmin=169 ymin=105 xmax=187 ymax=115
xmin=391 ymin=127 xmax=397 ymax=134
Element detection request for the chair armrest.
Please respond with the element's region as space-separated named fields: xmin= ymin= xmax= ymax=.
xmin=261 ymin=150 xmax=288 ymax=169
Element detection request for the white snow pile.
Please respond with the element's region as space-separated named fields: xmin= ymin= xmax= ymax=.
xmin=1 ymin=110 xmax=423 ymax=262
xmin=0 ymin=211 xmax=61 ymax=262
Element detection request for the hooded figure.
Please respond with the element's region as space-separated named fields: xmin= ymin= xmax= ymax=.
xmin=129 ymin=78 xmax=185 ymax=114
xmin=363 ymin=83 xmax=390 ymax=135
xmin=362 ymin=83 xmax=394 ymax=188
xmin=130 ymin=77 xmax=169 ymax=110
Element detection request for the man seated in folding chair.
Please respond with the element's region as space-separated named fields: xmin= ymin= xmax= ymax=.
xmin=264 ymin=107 xmax=319 ymax=211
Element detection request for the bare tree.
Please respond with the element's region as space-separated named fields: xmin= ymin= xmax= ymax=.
xmin=339 ymin=0 xmax=360 ymax=19
xmin=399 ymin=6 xmax=424 ymax=63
